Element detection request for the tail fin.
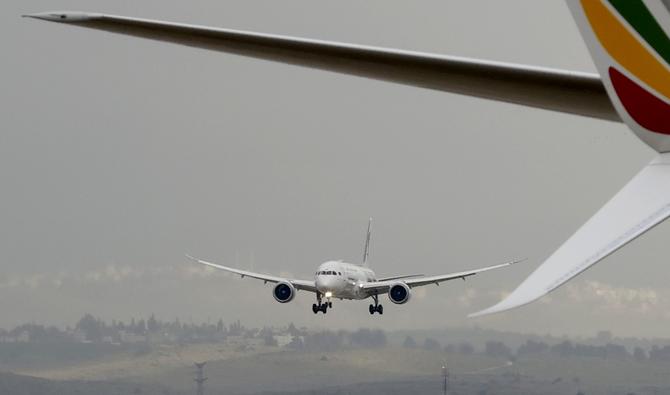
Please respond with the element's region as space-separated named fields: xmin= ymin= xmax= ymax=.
xmin=567 ymin=0 xmax=670 ymax=152
xmin=362 ymin=218 xmax=372 ymax=266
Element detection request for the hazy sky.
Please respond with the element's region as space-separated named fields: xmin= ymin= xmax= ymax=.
xmin=2 ymin=0 xmax=669 ymax=337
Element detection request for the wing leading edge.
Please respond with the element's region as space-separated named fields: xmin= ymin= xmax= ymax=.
xmin=24 ymin=11 xmax=617 ymax=121
xmin=361 ymin=259 xmax=521 ymax=294
xmin=471 ymin=153 xmax=670 ymax=317
xmin=186 ymin=255 xmax=316 ymax=292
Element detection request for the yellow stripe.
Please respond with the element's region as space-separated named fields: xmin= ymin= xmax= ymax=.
xmin=582 ymin=0 xmax=670 ymax=100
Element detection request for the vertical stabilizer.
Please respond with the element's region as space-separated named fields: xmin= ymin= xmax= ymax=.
xmin=567 ymin=0 xmax=670 ymax=152
xmin=362 ymin=218 xmax=372 ymax=267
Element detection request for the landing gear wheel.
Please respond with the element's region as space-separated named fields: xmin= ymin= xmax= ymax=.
xmin=369 ymin=294 xmax=383 ymax=315
xmin=321 ymin=304 xmax=328 ymax=314
xmin=312 ymin=304 xmax=318 ymax=314
xmin=328 ymin=302 xmax=333 ymax=308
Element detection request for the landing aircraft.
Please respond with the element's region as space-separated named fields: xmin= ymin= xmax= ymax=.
xmin=25 ymin=0 xmax=670 ymax=316
xmin=186 ymin=220 xmax=517 ymax=315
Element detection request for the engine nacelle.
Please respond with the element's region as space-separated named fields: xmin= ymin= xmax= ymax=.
xmin=273 ymin=281 xmax=296 ymax=303
xmin=388 ymin=282 xmax=411 ymax=304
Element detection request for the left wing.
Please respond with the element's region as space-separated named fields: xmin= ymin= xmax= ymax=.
xmin=376 ymin=274 xmax=424 ymax=282
xmin=186 ymin=255 xmax=316 ymax=292
xmin=360 ymin=259 xmax=521 ymax=294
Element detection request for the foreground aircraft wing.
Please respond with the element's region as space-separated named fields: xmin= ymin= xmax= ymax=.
xmin=471 ymin=0 xmax=670 ymax=316
xmin=186 ymin=255 xmax=316 ymax=292
xmin=471 ymin=154 xmax=670 ymax=317
xmin=24 ymin=11 xmax=618 ymax=121
xmin=360 ymin=259 xmax=520 ymax=293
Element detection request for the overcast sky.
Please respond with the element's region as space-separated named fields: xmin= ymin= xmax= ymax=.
xmin=2 ymin=0 xmax=669 ymax=337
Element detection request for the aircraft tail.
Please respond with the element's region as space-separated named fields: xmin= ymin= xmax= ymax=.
xmin=362 ymin=218 xmax=372 ymax=267
xmin=470 ymin=1 xmax=670 ymax=317
xmin=567 ymin=0 xmax=670 ymax=152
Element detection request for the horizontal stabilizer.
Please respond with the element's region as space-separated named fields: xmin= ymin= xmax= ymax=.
xmin=471 ymin=153 xmax=670 ymax=317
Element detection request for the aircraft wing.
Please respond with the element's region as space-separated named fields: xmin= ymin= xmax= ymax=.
xmin=376 ymin=274 xmax=424 ymax=282
xmin=471 ymin=154 xmax=670 ymax=317
xmin=360 ymin=259 xmax=520 ymax=293
xmin=186 ymin=255 xmax=317 ymax=292
xmin=24 ymin=11 xmax=617 ymax=122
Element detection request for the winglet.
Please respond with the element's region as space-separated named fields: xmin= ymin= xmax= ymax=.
xmin=22 ymin=11 xmax=102 ymax=22
xmin=467 ymin=291 xmax=543 ymax=318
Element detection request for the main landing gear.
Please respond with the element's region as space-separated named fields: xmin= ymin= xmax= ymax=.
xmin=312 ymin=293 xmax=331 ymax=314
xmin=369 ymin=294 xmax=383 ymax=315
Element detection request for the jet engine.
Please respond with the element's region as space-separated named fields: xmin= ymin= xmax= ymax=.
xmin=388 ymin=282 xmax=411 ymax=304
xmin=273 ymin=281 xmax=296 ymax=303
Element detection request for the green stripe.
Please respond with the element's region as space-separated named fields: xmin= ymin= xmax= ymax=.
xmin=608 ymin=0 xmax=670 ymax=66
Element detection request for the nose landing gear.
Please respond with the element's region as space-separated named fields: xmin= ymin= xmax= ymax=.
xmin=369 ymin=295 xmax=383 ymax=315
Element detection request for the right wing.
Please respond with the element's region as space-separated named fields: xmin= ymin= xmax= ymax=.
xmin=24 ymin=11 xmax=618 ymax=122
xmin=361 ymin=259 xmax=521 ymax=294
xmin=186 ymin=255 xmax=316 ymax=293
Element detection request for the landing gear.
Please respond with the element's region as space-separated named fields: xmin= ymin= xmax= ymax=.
xmin=312 ymin=294 xmax=330 ymax=314
xmin=369 ymin=295 xmax=383 ymax=315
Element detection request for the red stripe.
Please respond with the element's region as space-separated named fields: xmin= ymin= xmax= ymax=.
xmin=610 ymin=67 xmax=670 ymax=135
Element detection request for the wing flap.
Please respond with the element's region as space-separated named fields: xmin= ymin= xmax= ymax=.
xmin=471 ymin=153 xmax=670 ymax=317
xmin=376 ymin=274 xmax=424 ymax=282
xmin=25 ymin=11 xmax=618 ymax=121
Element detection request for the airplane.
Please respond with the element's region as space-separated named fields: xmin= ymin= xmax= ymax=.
xmin=186 ymin=219 xmax=518 ymax=315
xmin=24 ymin=0 xmax=670 ymax=316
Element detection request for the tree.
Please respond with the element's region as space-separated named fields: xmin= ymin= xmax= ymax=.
xmin=485 ymin=341 xmax=513 ymax=359
xmin=403 ymin=336 xmax=417 ymax=349
xmin=517 ymin=340 xmax=549 ymax=356
xmin=136 ymin=319 xmax=147 ymax=335
xmin=633 ymin=346 xmax=647 ymax=362
xmin=229 ymin=320 xmax=243 ymax=336
xmin=551 ymin=341 xmax=575 ymax=357
xmin=458 ymin=342 xmax=475 ymax=355
xmin=349 ymin=329 xmax=387 ymax=348
xmin=423 ymin=338 xmax=440 ymax=351
xmin=76 ymin=314 xmax=102 ymax=342
xmin=287 ymin=322 xmax=300 ymax=336
xmin=147 ymin=314 xmax=159 ymax=333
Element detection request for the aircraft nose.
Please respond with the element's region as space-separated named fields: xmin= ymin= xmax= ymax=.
xmin=316 ymin=276 xmax=336 ymax=291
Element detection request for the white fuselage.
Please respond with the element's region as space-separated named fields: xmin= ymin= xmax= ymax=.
xmin=314 ymin=261 xmax=376 ymax=300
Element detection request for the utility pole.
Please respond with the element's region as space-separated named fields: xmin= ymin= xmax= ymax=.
xmin=194 ymin=362 xmax=207 ymax=395
xmin=442 ymin=363 xmax=449 ymax=395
